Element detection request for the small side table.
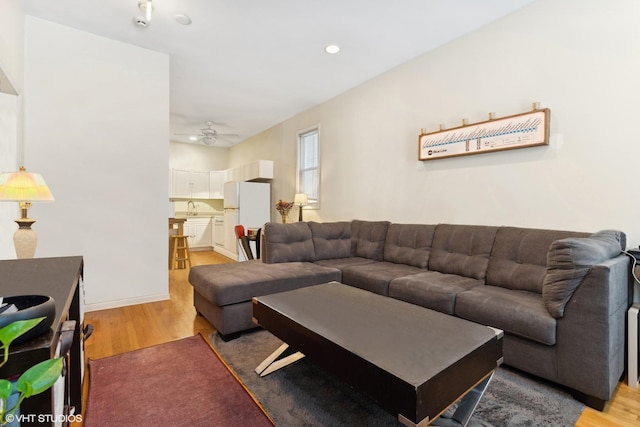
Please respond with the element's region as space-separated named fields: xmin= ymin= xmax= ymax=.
xmin=627 ymin=251 xmax=640 ymax=388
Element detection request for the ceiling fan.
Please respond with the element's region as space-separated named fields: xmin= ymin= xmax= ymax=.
xmin=175 ymin=121 xmax=239 ymax=146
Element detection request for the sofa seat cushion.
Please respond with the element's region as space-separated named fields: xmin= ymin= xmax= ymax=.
xmin=351 ymin=220 xmax=390 ymax=260
xmin=308 ymin=221 xmax=352 ymax=260
xmin=455 ymin=285 xmax=557 ymax=345
xmin=429 ymin=224 xmax=499 ymax=280
xmin=383 ymin=223 xmax=436 ymax=268
xmin=263 ymin=222 xmax=315 ymax=263
xmin=314 ymin=257 xmax=376 ymax=271
xmin=388 ymin=271 xmax=483 ymax=315
xmin=189 ymin=260 xmax=341 ymax=306
xmin=487 ymin=226 xmax=589 ymax=294
xmin=341 ymin=261 xmax=426 ymax=296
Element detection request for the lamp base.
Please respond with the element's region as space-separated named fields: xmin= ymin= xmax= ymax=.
xmin=14 ymin=218 xmax=37 ymax=259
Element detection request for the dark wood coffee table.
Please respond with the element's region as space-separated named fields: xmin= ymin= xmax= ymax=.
xmin=252 ymin=282 xmax=503 ymax=427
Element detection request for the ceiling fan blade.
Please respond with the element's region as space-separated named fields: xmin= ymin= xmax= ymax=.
xmin=214 ymin=135 xmax=236 ymax=145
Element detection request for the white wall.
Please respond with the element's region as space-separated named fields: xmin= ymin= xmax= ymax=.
xmin=23 ymin=17 xmax=170 ymax=310
xmin=232 ymin=0 xmax=640 ymax=246
xmin=0 ymin=0 xmax=24 ymax=94
xmin=169 ymin=141 xmax=228 ymax=171
xmin=0 ymin=93 xmax=18 ymax=259
xmin=0 ymin=1 xmax=23 ymax=260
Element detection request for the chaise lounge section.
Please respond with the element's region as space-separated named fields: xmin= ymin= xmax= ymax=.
xmin=189 ymin=220 xmax=630 ymax=409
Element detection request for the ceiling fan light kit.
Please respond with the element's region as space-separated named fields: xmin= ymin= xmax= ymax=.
xmin=174 ymin=121 xmax=239 ymax=147
xmin=134 ymin=0 xmax=153 ymax=27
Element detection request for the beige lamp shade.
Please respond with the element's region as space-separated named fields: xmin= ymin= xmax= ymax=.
xmin=0 ymin=166 xmax=55 ymax=258
xmin=0 ymin=167 xmax=55 ymax=202
xmin=294 ymin=193 xmax=308 ymax=205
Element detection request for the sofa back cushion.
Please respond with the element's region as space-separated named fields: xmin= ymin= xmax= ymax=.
xmin=383 ymin=223 xmax=436 ymax=268
xmin=308 ymin=221 xmax=352 ymax=260
xmin=543 ymin=229 xmax=625 ymax=318
xmin=429 ymin=224 xmax=499 ymax=279
xmin=351 ymin=220 xmax=390 ymax=261
xmin=487 ymin=227 xmax=588 ymax=293
xmin=263 ymin=222 xmax=316 ymax=263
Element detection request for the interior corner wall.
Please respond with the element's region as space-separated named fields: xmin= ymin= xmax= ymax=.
xmin=235 ymin=0 xmax=640 ymax=245
xmin=23 ymin=17 xmax=170 ymax=309
xmin=0 ymin=93 xmax=18 ymax=260
xmin=0 ymin=2 xmax=23 ymax=260
xmin=0 ymin=0 xmax=24 ymax=94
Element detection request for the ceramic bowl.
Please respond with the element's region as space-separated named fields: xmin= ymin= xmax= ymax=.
xmin=0 ymin=295 xmax=56 ymax=344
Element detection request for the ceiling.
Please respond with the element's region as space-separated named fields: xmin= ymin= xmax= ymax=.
xmin=22 ymin=0 xmax=534 ymax=146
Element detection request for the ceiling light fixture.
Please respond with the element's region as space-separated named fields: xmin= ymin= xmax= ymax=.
xmin=189 ymin=136 xmax=198 ymax=141
xmin=133 ymin=0 xmax=153 ymax=27
xmin=175 ymin=14 xmax=192 ymax=25
xmin=139 ymin=0 xmax=153 ymax=21
xmin=324 ymin=44 xmax=341 ymax=54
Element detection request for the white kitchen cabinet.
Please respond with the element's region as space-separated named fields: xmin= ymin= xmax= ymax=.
xmin=209 ymin=171 xmax=224 ymax=199
xmin=184 ymin=217 xmax=212 ymax=249
xmin=171 ymin=169 xmax=210 ymax=199
xmin=221 ymin=160 xmax=274 ymax=184
xmin=249 ymin=160 xmax=274 ymax=180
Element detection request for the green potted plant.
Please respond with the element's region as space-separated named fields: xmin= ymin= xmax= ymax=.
xmin=0 ymin=317 xmax=63 ymax=426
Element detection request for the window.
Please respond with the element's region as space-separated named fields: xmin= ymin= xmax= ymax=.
xmin=297 ymin=127 xmax=319 ymax=208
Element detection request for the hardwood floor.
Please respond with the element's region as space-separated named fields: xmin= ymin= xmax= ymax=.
xmin=79 ymin=251 xmax=640 ymax=426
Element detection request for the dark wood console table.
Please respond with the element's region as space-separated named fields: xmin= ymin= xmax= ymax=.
xmin=0 ymin=256 xmax=84 ymax=426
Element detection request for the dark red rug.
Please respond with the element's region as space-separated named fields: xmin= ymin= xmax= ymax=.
xmin=84 ymin=334 xmax=274 ymax=427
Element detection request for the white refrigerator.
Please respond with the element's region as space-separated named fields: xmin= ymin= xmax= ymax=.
xmin=222 ymin=181 xmax=271 ymax=261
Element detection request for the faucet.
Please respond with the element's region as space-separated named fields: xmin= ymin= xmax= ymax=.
xmin=187 ymin=200 xmax=196 ymax=216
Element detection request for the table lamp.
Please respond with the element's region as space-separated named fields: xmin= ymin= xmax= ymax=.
xmin=294 ymin=193 xmax=308 ymax=222
xmin=0 ymin=166 xmax=55 ymax=258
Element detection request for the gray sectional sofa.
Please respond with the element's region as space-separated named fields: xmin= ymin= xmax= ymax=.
xmin=188 ymin=220 xmax=630 ymax=410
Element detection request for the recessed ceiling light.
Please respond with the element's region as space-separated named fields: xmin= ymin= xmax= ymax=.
xmin=175 ymin=14 xmax=192 ymax=25
xmin=324 ymin=44 xmax=341 ymax=54
xmin=189 ymin=136 xmax=198 ymax=141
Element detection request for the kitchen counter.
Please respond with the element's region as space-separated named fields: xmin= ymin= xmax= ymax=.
xmin=174 ymin=212 xmax=222 ymax=219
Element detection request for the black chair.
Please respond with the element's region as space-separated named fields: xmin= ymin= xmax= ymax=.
xmin=234 ymin=225 xmax=254 ymax=260
xmin=255 ymin=228 xmax=262 ymax=259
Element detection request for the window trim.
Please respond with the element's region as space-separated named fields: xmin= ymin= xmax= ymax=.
xmin=296 ymin=125 xmax=320 ymax=210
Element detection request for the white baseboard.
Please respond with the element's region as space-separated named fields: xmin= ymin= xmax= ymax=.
xmin=84 ymin=292 xmax=170 ymax=312
xmin=215 ymin=246 xmax=239 ymax=261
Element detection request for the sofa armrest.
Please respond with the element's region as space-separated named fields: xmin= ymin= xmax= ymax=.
xmin=555 ymin=254 xmax=630 ymax=400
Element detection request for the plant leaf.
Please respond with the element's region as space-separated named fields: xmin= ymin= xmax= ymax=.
xmin=0 ymin=379 xmax=12 ymax=400
xmin=0 ymin=318 xmax=45 ymax=346
xmin=15 ymin=358 xmax=63 ymax=398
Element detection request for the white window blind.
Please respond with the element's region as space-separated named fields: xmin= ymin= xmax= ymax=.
xmin=297 ymin=128 xmax=319 ymax=208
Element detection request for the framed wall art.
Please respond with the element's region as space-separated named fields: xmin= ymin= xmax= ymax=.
xmin=418 ymin=108 xmax=550 ymax=161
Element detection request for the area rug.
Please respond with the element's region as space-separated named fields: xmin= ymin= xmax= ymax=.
xmin=211 ymin=330 xmax=585 ymax=427
xmin=84 ymin=334 xmax=274 ymax=427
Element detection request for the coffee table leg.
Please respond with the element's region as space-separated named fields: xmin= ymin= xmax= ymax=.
xmin=255 ymin=343 xmax=305 ymax=377
xmin=430 ymin=371 xmax=494 ymax=427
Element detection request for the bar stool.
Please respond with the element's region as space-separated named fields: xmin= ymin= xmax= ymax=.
xmin=170 ymin=234 xmax=191 ymax=270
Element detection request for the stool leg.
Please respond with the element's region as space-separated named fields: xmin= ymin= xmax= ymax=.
xmin=171 ymin=237 xmax=179 ymax=270
xmin=182 ymin=236 xmax=191 ymax=269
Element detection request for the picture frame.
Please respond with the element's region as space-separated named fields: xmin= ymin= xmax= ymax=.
xmin=418 ymin=108 xmax=550 ymax=161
